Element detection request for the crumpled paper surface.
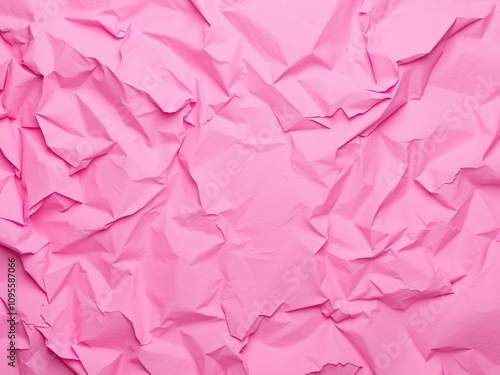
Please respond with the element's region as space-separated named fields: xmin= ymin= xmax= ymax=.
xmin=0 ymin=0 xmax=500 ymax=374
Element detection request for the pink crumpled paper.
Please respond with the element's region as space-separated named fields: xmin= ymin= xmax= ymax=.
xmin=0 ymin=0 xmax=500 ymax=374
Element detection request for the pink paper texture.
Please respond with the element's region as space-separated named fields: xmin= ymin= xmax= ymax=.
xmin=0 ymin=0 xmax=500 ymax=374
